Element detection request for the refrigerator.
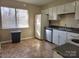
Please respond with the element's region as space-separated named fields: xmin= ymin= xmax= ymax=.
xmin=35 ymin=14 xmax=48 ymax=40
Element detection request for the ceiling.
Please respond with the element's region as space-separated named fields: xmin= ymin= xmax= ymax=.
xmin=16 ymin=0 xmax=54 ymax=6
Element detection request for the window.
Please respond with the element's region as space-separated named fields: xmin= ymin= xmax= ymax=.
xmin=1 ymin=7 xmax=29 ymax=29
xmin=16 ymin=9 xmax=29 ymax=28
xmin=1 ymin=7 xmax=16 ymax=29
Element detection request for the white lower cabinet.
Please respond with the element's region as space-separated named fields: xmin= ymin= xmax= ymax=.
xmin=46 ymin=29 xmax=52 ymax=42
xmin=53 ymin=29 xmax=59 ymax=45
xmin=53 ymin=29 xmax=79 ymax=46
xmin=58 ymin=31 xmax=67 ymax=45
xmin=53 ymin=29 xmax=67 ymax=46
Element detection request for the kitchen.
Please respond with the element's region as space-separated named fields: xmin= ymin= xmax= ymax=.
xmin=36 ymin=0 xmax=79 ymax=57
xmin=0 ymin=0 xmax=79 ymax=58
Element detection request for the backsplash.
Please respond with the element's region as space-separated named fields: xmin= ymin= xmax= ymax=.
xmin=50 ymin=14 xmax=79 ymax=28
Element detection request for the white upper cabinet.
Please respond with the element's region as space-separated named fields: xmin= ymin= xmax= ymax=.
xmin=48 ymin=7 xmax=58 ymax=20
xmin=57 ymin=5 xmax=64 ymax=14
xmin=64 ymin=2 xmax=76 ymax=14
xmin=57 ymin=1 xmax=75 ymax=14
xmin=52 ymin=7 xmax=58 ymax=20
xmin=44 ymin=9 xmax=49 ymax=14
xmin=53 ymin=29 xmax=59 ymax=45
xmin=41 ymin=9 xmax=49 ymax=14
xmin=75 ymin=1 xmax=79 ymax=20
xmin=41 ymin=1 xmax=77 ymax=20
xmin=48 ymin=7 xmax=53 ymax=20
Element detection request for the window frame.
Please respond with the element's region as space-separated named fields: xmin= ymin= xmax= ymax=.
xmin=1 ymin=6 xmax=29 ymax=29
xmin=16 ymin=8 xmax=29 ymax=28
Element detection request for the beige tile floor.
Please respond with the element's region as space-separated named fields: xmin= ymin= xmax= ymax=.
xmin=1 ymin=39 xmax=56 ymax=58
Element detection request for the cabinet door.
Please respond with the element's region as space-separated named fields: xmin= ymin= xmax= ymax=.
xmin=48 ymin=7 xmax=58 ymax=20
xmin=41 ymin=9 xmax=49 ymax=14
xmin=46 ymin=9 xmax=49 ymax=14
xmin=75 ymin=1 xmax=79 ymax=20
xmin=46 ymin=29 xmax=52 ymax=42
xmin=52 ymin=7 xmax=58 ymax=20
xmin=64 ymin=2 xmax=75 ymax=14
xmin=59 ymin=31 xmax=67 ymax=45
xmin=53 ymin=29 xmax=59 ymax=45
xmin=44 ymin=9 xmax=49 ymax=14
xmin=57 ymin=5 xmax=64 ymax=14
xmin=48 ymin=7 xmax=53 ymax=20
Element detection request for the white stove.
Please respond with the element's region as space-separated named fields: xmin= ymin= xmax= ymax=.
xmin=68 ymin=38 xmax=79 ymax=47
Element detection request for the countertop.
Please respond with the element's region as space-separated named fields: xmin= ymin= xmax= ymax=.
xmin=45 ymin=25 xmax=79 ymax=34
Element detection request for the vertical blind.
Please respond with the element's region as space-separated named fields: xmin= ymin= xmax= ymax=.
xmin=1 ymin=7 xmax=29 ymax=29
xmin=1 ymin=7 xmax=16 ymax=29
xmin=16 ymin=9 xmax=29 ymax=28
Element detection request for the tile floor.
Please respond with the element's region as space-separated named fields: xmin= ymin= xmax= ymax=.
xmin=1 ymin=39 xmax=56 ymax=58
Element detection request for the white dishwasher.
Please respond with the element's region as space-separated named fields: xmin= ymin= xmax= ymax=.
xmin=45 ymin=28 xmax=53 ymax=42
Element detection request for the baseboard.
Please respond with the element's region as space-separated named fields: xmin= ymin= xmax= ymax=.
xmin=0 ymin=40 xmax=12 ymax=44
xmin=0 ymin=37 xmax=34 ymax=44
xmin=21 ymin=37 xmax=34 ymax=40
xmin=35 ymin=37 xmax=43 ymax=41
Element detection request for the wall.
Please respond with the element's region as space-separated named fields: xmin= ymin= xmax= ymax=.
xmin=0 ymin=0 xmax=41 ymax=42
xmin=50 ymin=14 xmax=79 ymax=28
xmin=41 ymin=0 xmax=79 ymax=28
xmin=41 ymin=0 xmax=76 ymax=9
